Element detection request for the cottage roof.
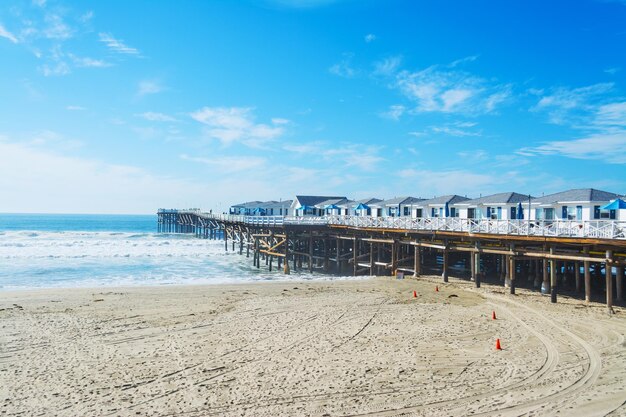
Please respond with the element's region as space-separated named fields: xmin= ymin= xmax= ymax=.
xmin=314 ymin=197 xmax=350 ymax=208
xmin=378 ymin=196 xmax=424 ymax=206
xmin=417 ymin=195 xmax=470 ymax=206
xmin=294 ymin=195 xmax=347 ymax=207
xmin=533 ymin=188 xmax=620 ymax=204
xmin=458 ymin=192 xmax=533 ymax=205
xmin=231 ymin=201 xmax=263 ymax=209
xmin=260 ymin=200 xmax=293 ymax=209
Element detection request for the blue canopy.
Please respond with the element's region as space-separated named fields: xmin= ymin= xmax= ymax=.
xmin=252 ymin=207 xmax=266 ymax=214
xmin=324 ymin=204 xmax=340 ymax=210
xmin=444 ymin=202 xmax=450 ymax=217
xmin=354 ymin=203 xmax=370 ymax=210
xmin=517 ymin=202 xmax=524 ymax=219
xmin=600 ymin=199 xmax=626 ymax=210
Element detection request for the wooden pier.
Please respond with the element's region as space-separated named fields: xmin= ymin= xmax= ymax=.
xmin=157 ymin=209 xmax=626 ymax=312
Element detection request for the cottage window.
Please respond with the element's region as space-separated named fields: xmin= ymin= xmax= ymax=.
xmin=415 ymin=208 xmax=423 ymax=218
xmin=510 ymin=207 xmax=516 ymax=219
xmin=403 ymin=206 xmax=410 ymax=216
xmin=565 ymin=206 xmax=578 ymax=220
xmin=468 ymin=208 xmax=476 ymax=219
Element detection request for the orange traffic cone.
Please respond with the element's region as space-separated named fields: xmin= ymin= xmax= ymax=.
xmin=495 ymin=338 xmax=502 ymax=350
xmin=492 ymin=311 xmax=497 ymax=320
xmin=435 ymin=286 xmax=439 ymax=292
xmin=413 ymin=290 xmax=417 ymax=298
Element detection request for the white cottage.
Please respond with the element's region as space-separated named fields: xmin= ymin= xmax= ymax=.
xmin=531 ymin=188 xmax=621 ymax=221
xmin=454 ymin=192 xmax=533 ymax=220
xmin=415 ymin=195 xmax=470 ymax=218
xmin=290 ymin=195 xmax=348 ymax=216
xmin=374 ymin=197 xmax=424 ymax=217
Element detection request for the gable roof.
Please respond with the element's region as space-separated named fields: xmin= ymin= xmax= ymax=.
xmin=260 ymin=200 xmax=293 ymax=209
xmin=378 ymin=196 xmax=424 ymax=206
xmin=459 ymin=192 xmax=533 ymax=205
xmin=533 ymin=188 xmax=620 ymax=204
xmin=294 ymin=195 xmax=347 ymax=207
xmin=314 ymin=197 xmax=350 ymax=208
xmin=417 ymin=195 xmax=470 ymax=206
xmin=231 ymin=200 xmax=263 ymax=209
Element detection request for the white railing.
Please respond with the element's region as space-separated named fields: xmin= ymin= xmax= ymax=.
xmin=173 ymin=212 xmax=626 ymax=240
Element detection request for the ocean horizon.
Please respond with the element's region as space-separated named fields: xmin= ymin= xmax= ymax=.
xmin=0 ymin=213 xmax=353 ymax=291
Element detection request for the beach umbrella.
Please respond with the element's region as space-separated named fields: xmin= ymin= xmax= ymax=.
xmin=517 ymin=202 xmax=524 ymax=219
xmin=600 ymin=199 xmax=626 ymax=210
xmin=444 ymin=202 xmax=450 ymax=218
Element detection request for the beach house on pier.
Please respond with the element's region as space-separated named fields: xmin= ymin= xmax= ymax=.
xmin=415 ymin=195 xmax=470 ymax=218
xmin=373 ymin=197 xmax=424 ymax=217
xmin=290 ymin=195 xmax=348 ymax=216
xmin=343 ymin=198 xmax=383 ymax=216
xmin=229 ymin=201 xmax=263 ymax=215
xmin=454 ymin=192 xmax=533 ymax=220
xmin=531 ymin=188 xmax=621 ymax=221
xmin=313 ymin=197 xmax=352 ymax=216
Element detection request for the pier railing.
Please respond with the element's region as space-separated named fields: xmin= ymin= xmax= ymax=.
xmin=179 ymin=212 xmax=626 ymax=240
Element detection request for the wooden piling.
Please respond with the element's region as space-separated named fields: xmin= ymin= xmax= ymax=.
xmin=606 ymin=250 xmax=613 ymax=312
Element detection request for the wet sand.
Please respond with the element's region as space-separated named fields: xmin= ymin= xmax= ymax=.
xmin=1 ymin=276 xmax=626 ymax=416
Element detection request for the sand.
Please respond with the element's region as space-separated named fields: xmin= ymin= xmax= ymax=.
xmin=1 ymin=276 xmax=626 ymax=417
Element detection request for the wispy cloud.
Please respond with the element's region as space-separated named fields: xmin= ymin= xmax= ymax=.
xmin=285 ymin=141 xmax=384 ymax=171
xmin=329 ymin=53 xmax=356 ymax=78
xmin=393 ymin=60 xmax=512 ymax=114
xmin=364 ymin=33 xmax=376 ymax=43
xmin=190 ymin=106 xmax=286 ymax=147
xmin=137 ymin=80 xmax=164 ymax=96
xmin=66 ymin=105 xmax=85 ymax=111
xmin=604 ymin=67 xmax=620 ymax=75
xmin=521 ymin=98 xmax=626 ymax=164
xmin=431 ymin=121 xmax=481 ymax=137
xmin=380 ymin=104 xmax=405 ymax=120
xmin=43 ymin=14 xmax=72 ymax=40
xmin=373 ymin=55 xmax=402 ymax=76
xmin=99 ymin=32 xmax=140 ymax=55
xmin=0 ymin=24 xmax=18 ymax=43
xmin=180 ymin=154 xmax=267 ymax=173
xmin=70 ymin=54 xmax=111 ymax=68
xmin=519 ymin=131 xmax=626 ymax=164
xmin=530 ymin=82 xmax=613 ymax=125
xmin=137 ymin=112 xmax=178 ymax=122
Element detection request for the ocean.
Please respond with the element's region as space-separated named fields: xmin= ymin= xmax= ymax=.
xmin=0 ymin=213 xmax=340 ymax=290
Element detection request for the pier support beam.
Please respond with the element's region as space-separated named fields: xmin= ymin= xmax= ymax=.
xmin=413 ymin=244 xmax=420 ymax=277
xmin=284 ymin=234 xmax=290 ymax=275
xmin=550 ymin=248 xmax=557 ymax=303
xmin=474 ymin=247 xmax=481 ymax=288
xmin=575 ymin=261 xmax=581 ymax=293
xmin=606 ymin=250 xmax=614 ymax=313
xmin=442 ymin=242 xmax=449 ymax=283
xmin=617 ymin=265 xmax=623 ymax=302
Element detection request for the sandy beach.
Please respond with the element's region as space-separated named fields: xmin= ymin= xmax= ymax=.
xmin=1 ymin=276 xmax=625 ymax=416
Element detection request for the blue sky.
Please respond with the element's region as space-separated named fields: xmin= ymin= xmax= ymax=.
xmin=1 ymin=0 xmax=625 ymax=213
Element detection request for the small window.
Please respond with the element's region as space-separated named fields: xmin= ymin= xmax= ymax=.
xmin=468 ymin=208 xmax=476 ymax=219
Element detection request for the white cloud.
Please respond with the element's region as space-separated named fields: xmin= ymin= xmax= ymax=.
xmin=271 ymin=117 xmax=290 ymax=125
xmin=431 ymin=123 xmax=481 ymax=137
xmin=604 ymin=67 xmax=620 ymax=75
xmin=79 ymin=11 xmax=94 ymax=23
xmin=530 ymin=82 xmax=613 ymax=124
xmin=394 ymin=64 xmax=511 ymax=114
xmin=70 ymin=54 xmax=111 ymax=68
xmin=518 ymin=131 xmax=626 ymax=164
xmin=449 ymin=55 xmax=479 ymax=68
xmin=594 ymin=102 xmax=626 ymax=127
xmin=190 ymin=107 xmax=286 ymax=146
xmin=41 ymin=61 xmax=70 ymax=76
xmin=99 ymin=32 xmax=140 ymax=55
xmin=329 ymin=53 xmax=356 ymax=78
xmin=66 ymin=105 xmax=85 ymax=111
xmin=43 ymin=14 xmax=72 ymax=40
xmin=396 ymin=168 xmax=502 ymax=196
xmin=137 ymin=80 xmax=163 ymax=96
xmin=180 ymin=154 xmax=267 ymax=173
xmin=380 ymin=104 xmax=405 ymax=120
xmin=137 ymin=112 xmax=178 ymax=122
xmin=0 ymin=24 xmax=18 ymax=43
xmin=0 ymin=139 xmax=212 ymax=214
xmin=364 ymin=33 xmax=376 ymax=43
xmin=32 ymin=0 xmax=46 ymax=6
xmin=373 ymin=56 xmax=402 ymax=76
